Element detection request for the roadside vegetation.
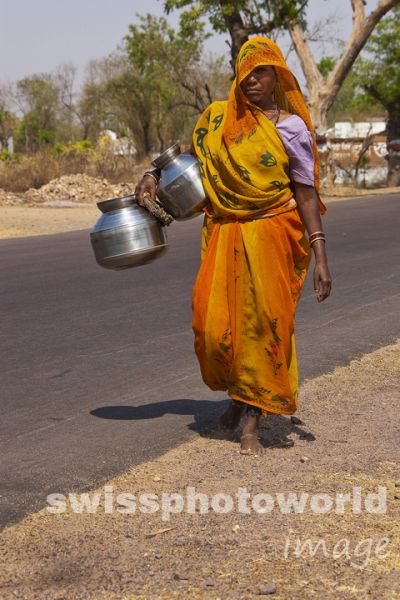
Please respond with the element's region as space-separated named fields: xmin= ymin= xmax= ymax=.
xmin=0 ymin=1 xmax=399 ymax=192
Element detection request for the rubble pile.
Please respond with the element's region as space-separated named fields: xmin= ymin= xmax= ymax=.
xmin=24 ymin=174 xmax=136 ymax=204
xmin=0 ymin=189 xmax=26 ymax=206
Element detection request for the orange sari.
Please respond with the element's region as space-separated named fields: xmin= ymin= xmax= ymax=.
xmin=191 ymin=37 xmax=326 ymax=415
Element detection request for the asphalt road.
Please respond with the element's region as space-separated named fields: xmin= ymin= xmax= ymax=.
xmin=1 ymin=193 xmax=399 ymax=529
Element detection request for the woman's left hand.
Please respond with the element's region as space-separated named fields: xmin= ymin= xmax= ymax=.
xmin=313 ymin=261 xmax=332 ymax=302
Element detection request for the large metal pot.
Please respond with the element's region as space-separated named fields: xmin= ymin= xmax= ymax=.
xmin=153 ymin=143 xmax=208 ymax=220
xmin=90 ymin=195 xmax=168 ymax=270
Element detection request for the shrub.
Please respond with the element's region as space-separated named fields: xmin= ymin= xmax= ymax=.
xmin=0 ymin=144 xmax=142 ymax=192
xmin=0 ymin=150 xmax=21 ymax=162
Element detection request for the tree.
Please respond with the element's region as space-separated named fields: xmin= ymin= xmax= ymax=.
xmin=317 ymin=56 xmax=384 ymax=126
xmin=165 ymin=0 xmax=309 ymax=69
xmin=121 ymin=13 xmax=210 ymax=155
xmin=52 ymin=63 xmax=85 ymax=142
xmin=78 ymin=54 xmax=128 ymax=141
xmin=353 ymin=7 xmax=400 ymax=185
xmin=0 ymin=88 xmax=18 ymax=150
xmin=104 ymin=13 xmax=229 ymax=157
xmin=13 ymin=75 xmax=60 ymax=152
xmin=287 ymin=0 xmax=399 ymax=131
xmin=76 ymin=30 xmax=230 ymax=155
xmin=164 ymin=0 xmax=399 ymax=131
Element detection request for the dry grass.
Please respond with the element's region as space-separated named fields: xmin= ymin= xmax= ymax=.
xmin=0 ymin=341 xmax=399 ymax=599
xmin=1 ymin=146 xmax=399 ymax=198
xmin=0 ymin=149 xmax=146 ymax=193
xmin=0 ymin=151 xmax=61 ymax=192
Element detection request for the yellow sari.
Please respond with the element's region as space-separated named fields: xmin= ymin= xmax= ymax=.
xmin=191 ymin=37 xmax=326 ymax=415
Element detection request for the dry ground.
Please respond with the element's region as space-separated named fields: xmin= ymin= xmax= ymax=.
xmin=1 ymin=180 xmax=399 ymax=240
xmin=0 ymin=206 xmax=98 ymax=239
xmin=0 ymin=341 xmax=399 ymax=599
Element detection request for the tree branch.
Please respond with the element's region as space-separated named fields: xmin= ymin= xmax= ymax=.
xmin=287 ymin=19 xmax=324 ymax=90
xmin=362 ymin=83 xmax=388 ymax=108
xmin=326 ymin=0 xmax=399 ymax=100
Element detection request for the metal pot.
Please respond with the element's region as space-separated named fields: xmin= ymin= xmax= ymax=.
xmin=153 ymin=143 xmax=208 ymax=220
xmin=90 ymin=195 xmax=168 ymax=270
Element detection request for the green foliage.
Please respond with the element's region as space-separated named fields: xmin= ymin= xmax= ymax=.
xmin=0 ymin=104 xmax=18 ymax=149
xmin=326 ymin=72 xmax=384 ymax=126
xmin=12 ymin=72 xmax=82 ymax=152
xmin=163 ymin=0 xmax=310 ymax=78
xmin=15 ymin=112 xmax=54 ymax=151
xmin=70 ymin=139 xmax=93 ymax=152
xmin=317 ymin=57 xmax=336 ymax=78
xmin=0 ymin=150 xmax=21 ymax=161
xmin=322 ymin=9 xmax=399 ymax=130
xmin=164 ymin=0 xmax=308 ymax=36
xmin=38 ymin=129 xmax=55 ymax=145
xmin=54 ymin=139 xmax=93 ymax=155
xmin=316 ymin=55 xmax=385 ymax=126
xmin=100 ymin=13 xmax=227 ymax=157
xmin=14 ymin=75 xmax=59 ymax=152
xmin=125 ymin=13 xmax=206 ymax=70
xmin=354 ymin=7 xmax=400 ymax=109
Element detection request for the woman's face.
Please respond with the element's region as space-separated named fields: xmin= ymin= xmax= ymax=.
xmin=240 ymin=65 xmax=276 ymax=106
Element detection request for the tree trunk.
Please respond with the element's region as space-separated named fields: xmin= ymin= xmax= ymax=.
xmin=224 ymin=7 xmax=249 ymax=72
xmin=288 ymin=0 xmax=399 ymax=133
xmin=142 ymin=121 xmax=151 ymax=157
xmin=386 ymin=103 xmax=400 ymax=186
xmin=306 ymin=86 xmax=330 ymax=133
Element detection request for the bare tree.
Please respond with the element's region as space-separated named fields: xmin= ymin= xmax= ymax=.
xmin=288 ymin=0 xmax=400 ymax=131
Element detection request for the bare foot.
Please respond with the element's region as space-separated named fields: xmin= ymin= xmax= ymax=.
xmin=240 ymin=414 xmax=264 ymax=456
xmin=219 ymin=401 xmax=244 ymax=432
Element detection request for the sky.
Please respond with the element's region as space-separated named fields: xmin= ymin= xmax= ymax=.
xmin=1 ymin=0 xmax=380 ymax=85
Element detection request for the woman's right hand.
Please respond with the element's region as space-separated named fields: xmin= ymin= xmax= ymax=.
xmin=135 ymin=174 xmax=157 ymax=206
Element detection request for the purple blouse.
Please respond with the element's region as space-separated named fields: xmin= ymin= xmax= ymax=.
xmin=277 ymin=115 xmax=315 ymax=186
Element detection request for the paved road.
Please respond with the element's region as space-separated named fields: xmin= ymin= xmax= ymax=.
xmin=1 ymin=193 xmax=399 ymax=528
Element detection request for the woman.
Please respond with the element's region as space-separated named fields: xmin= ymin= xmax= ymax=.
xmin=136 ymin=37 xmax=332 ymax=456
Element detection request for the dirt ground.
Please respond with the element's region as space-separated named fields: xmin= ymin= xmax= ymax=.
xmin=0 ymin=341 xmax=399 ymax=599
xmin=0 ymin=206 xmax=98 ymax=239
xmin=0 ymin=180 xmax=399 ymax=240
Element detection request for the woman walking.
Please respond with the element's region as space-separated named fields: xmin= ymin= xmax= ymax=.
xmin=136 ymin=37 xmax=332 ymax=456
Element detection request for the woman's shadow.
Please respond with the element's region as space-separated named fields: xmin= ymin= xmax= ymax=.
xmin=91 ymin=399 xmax=315 ymax=448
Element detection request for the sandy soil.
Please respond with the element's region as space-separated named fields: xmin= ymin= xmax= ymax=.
xmin=0 ymin=206 xmax=98 ymax=239
xmin=0 ymin=341 xmax=399 ymax=599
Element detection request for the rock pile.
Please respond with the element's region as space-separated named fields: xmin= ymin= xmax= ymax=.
xmin=0 ymin=174 xmax=139 ymax=206
xmin=0 ymin=189 xmax=26 ymax=206
xmin=24 ymin=174 xmax=135 ymax=204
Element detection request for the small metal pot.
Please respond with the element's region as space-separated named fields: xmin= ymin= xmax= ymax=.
xmin=90 ymin=195 xmax=168 ymax=270
xmin=153 ymin=143 xmax=208 ymax=220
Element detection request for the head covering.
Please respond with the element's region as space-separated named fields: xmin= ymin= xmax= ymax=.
xmin=223 ymin=36 xmax=323 ymax=204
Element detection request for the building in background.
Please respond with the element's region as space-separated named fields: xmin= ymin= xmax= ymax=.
xmin=318 ymin=120 xmax=387 ymax=188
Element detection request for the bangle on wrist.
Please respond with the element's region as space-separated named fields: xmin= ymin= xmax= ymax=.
xmin=143 ymin=170 xmax=160 ymax=184
xmin=309 ymin=230 xmax=326 ymax=245
xmin=310 ymin=237 xmax=326 ymax=246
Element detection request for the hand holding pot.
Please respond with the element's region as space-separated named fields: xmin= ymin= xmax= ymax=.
xmin=135 ymin=173 xmax=158 ymax=206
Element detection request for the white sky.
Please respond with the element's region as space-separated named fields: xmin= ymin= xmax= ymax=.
xmin=1 ymin=0 xmax=380 ymax=84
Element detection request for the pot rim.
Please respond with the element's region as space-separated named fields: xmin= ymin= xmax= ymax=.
xmin=97 ymin=195 xmax=137 ymax=213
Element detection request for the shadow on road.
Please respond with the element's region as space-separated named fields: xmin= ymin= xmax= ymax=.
xmin=91 ymin=400 xmax=315 ymax=449
xmin=91 ymin=398 xmax=225 ymax=422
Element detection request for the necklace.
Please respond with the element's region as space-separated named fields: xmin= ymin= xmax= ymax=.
xmin=264 ymin=104 xmax=280 ymax=125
